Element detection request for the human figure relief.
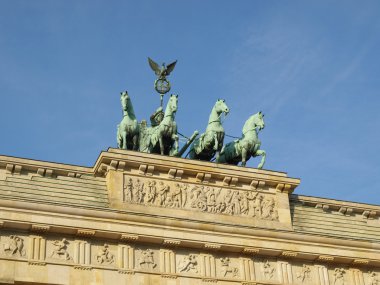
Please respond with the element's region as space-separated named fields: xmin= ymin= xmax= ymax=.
xmin=254 ymin=195 xmax=263 ymax=218
xmin=206 ymin=187 xmax=217 ymax=213
xmin=368 ymin=271 xmax=379 ymax=285
xmin=224 ymin=190 xmax=234 ymax=215
xmin=231 ymin=191 xmax=241 ymax=215
xmin=296 ymin=264 xmax=311 ymax=283
xmin=263 ymin=260 xmax=275 ymax=280
xmin=334 ymin=268 xmax=345 ymax=285
xmin=171 ymin=183 xmax=183 ymax=208
xmin=189 ymin=185 xmax=207 ymax=211
xmin=50 ymin=238 xmax=71 ymax=260
xmin=145 ymin=180 xmax=157 ymax=205
xmin=178 ymin=254 xmax=198 ymax=273
xmin=262 ymin=197 xmax=278 ymax=220
xmin=220 ymin=257 xmax=238 ymax=277
xmin=157 ymin=182 xmax=170 ymax=206
xmin=124 ymin=178 xmax=133 ymax=202
xmin=138 ymin=249 xmax=157 ymax=270
xmin=3 ymin=235 xmax=26 ymax=257
xmin=96 ymin=244 xmax=114 ymax=265
xmin=246 ymin=191 xmax=259 ymax=216
xmin=136 ymin=180 xmax=145 ymax=203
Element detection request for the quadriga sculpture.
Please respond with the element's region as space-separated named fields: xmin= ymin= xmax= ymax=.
xmin=139 ymin=94 xmax=179 ymax=156
xmin=217 ymin=112 xmax=266 ymax=168
xmin=116 ymin=91 xmax=139 ymax=150
xmin=188 ymin=99 xmax=229 ymax=161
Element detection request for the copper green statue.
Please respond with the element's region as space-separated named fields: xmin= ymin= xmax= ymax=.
xmin=188 ymin=99 xmax=229 ymax=161
xmin=139 ymin=94 xmax=179 ymax=156
xmin=116 ymin=91 xmax=139 ymax=150
xmin=217 ymin=112 xmax=266 ymax=168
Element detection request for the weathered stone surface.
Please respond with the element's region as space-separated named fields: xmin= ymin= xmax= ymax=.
xmin=0 ymin=149 xmax=379 ymax=285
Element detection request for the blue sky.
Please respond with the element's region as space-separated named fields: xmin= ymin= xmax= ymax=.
xmin=1 ymin=1 xmax=379 ymax=204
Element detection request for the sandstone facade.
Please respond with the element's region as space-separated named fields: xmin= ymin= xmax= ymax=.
xmin=0 ymin=148 xmax=379 ymax=285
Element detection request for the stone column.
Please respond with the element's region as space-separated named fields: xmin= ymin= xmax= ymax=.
xmin=28 ymin=235 xmax=46 ymax=262
xmin=118 ymin=244 xmax=134 ymax=272
xmin=74 ymin=240 xmax=91 ymax=266
xmin=159 ymin=249 xmax=176 ymax=274
xmin=240 ymin=257 xmax=255 ymax=281
xmin=278 ymin=261 xmax=293 ymax=284
xmin=199 ymin=254 xmax=216 ymax=278
xmin=352 ymin=269 xmax=365 ymax=285
xmin=316 ymin=265 xmax=330 ymax=285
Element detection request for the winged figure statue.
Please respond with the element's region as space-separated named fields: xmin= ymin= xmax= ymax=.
xmin=148 ymin=57 xmax=177 ymax=79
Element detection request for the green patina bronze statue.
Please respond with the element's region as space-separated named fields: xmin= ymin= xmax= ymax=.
xmin=116 ymin=91 xmax=139 ymax=150
xmin=148 ymin=57 xmax=177 ymax=106
xmin=139 ymin=94 xmax=179 ymax=156
xmin=188 ymin=99 xmax=229 ymax=161
xmin=116 ymin=58 xmax=268 ymax=169
xmin=217 ymin=112 xmax=266 ymax=169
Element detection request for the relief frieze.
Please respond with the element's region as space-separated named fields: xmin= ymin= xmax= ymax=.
xmin=219 ymin=257 xmax=238 ymax=277
xmin=295 ymin=264 xmax=312 ymax=283
xmin=0 ymin=232 xmax=378 ymax=284
xmin=368 ymin=271 xmax=379 ymax=285
xmin=137 ymin=248 xmax=157 ymax=270
xmin=123 ymin=176 xmax=279 ymax=221
xmin=178 ymin=253 xmax=199 ymax=273
xmin=2 ymin=235 xmax=26 ymax=257
xmin=95 ymin=243 xmax=115 ymax=265
xmin=50 ymin=238 xmax=71 ymax=260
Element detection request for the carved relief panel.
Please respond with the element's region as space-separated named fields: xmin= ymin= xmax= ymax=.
xmin=135 ymin=247 xmax=159 ymax=271
xmin=0 ymin=233 xmax=27 ymax=258
xmin=217 ymin=256 xmax=240 ymax=279
xmin=292 ymin=262 xmax=317 ymax=285
xmin=255 ymin=259 xmax=279 ymax=283
xmin=176 ymin=249 xmax=200 ymax=277
xmin=94 ymin=243 xmax=115 ymax=266
xmin=123 ymin=175 xmax=279 ymax=221
xmin=47 ymin=237 xmax=73 ymax=261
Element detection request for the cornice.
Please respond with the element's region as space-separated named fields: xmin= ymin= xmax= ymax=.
xmin=0 ymin=199 xmax=380 ymax=267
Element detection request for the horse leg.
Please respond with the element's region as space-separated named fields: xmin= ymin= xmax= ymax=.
xmin=133 ymin=134 xmax=139 ymax=151
xmin=241 ymin=148 xmax=247 ymax=167
xmin=256 ymin=150 xmax=266 ymax=169
xmin=213 ymin=133 xmax=218 ymax=151
xmin=158 ymin=132 xmax=164 ymax=155
xmin=172 ymin=134 xmax=179 ymax=155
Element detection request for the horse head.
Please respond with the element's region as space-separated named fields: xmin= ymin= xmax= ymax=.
xmin=243 ymin=111 xmax=265 ymax=134
xmin=166 ymin=94 xmax=178 ymax=115
xmin=215 ymin=99 xmax=230 ymax=115
xmin=120 ymin=91 xmax=130 ymax=111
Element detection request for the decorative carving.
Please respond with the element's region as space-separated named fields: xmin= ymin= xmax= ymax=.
xmin=138 ymin=249 xmax=157 ymax=270
xmin=333 ymin=268 xmax=345 ymax=285
xmin=31 ymin=224 xmax=50 ymax=233
xmin=163 ymin=239 xmax=181 ymax=246
xmin=178 ymin=254 xmax=198 ymax=273
xmin=2 ymin=235 xmax=26 ymax=257
xmin=96 ymin=244 xmax=114 ymax=265
xmin=76 ymin=229 xmax=96 ymax=237
xmin=368 ymin=271 xmax=379 ymax=285
xmin=263 ymin=260 xmax=275 ymax=280
xmin=204 ymin=243 xmax=221 ymax=250
xmin=120 ymin=234 xmax=139 ymax=241
xmin=123 ymin=176 xmax=279 ymax=221
xmin=220 ymin=257 xmax=238 ymax=277
xmin=50 ymin=238 xmax=71 ymax=260
xmin=296 ymin=264 xmax=311 ymax=283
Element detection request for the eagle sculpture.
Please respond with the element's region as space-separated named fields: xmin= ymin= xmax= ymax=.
xmin=148 ymin=57 xmax=177 ymax=79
